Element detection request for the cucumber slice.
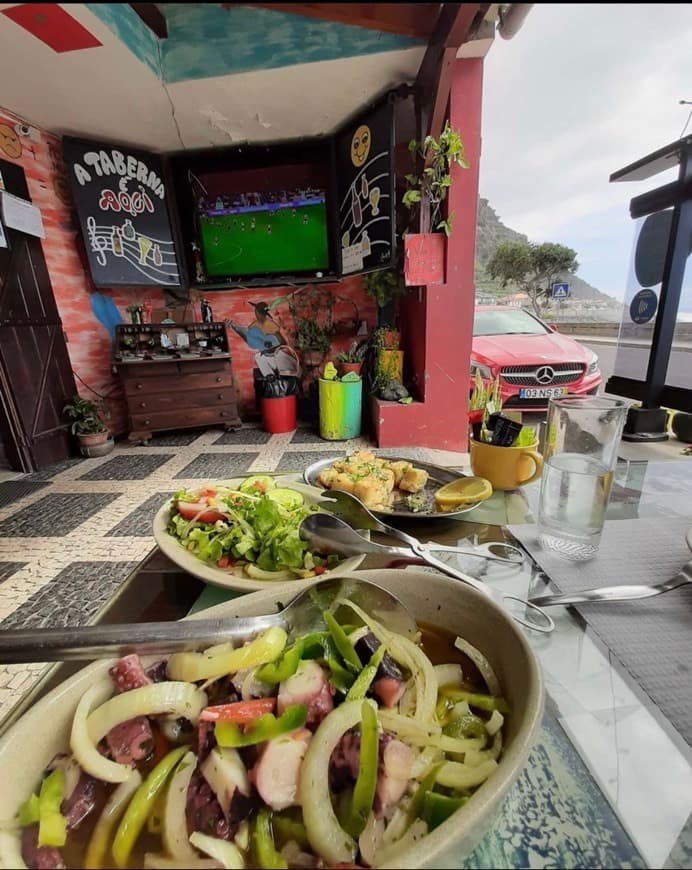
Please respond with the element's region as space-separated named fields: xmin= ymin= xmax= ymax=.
xmin=266 ymin=488 xmax=305 ymax=511
xmin=238 ymin=475 xmax=277 ymax=494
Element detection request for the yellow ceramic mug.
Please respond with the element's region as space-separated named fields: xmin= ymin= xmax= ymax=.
xmin=469 ymin=438 xmax=544 ymax=491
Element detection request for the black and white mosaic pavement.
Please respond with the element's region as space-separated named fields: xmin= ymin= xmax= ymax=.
xmin=0 ymin=481 xmax=51 ymax=510
xmin=174 ymin=452 xmax=259 ymax=478
xmin=78 ymin=454 xmax=176 ymax=481
xmin=0 ymin=424 xmax=459 ymax=717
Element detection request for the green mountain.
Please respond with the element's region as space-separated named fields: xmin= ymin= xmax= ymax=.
xmin=474 ymin=198 xmax=613 ymax=302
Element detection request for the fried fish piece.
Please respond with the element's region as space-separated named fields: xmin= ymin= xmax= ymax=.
xmin=399 ymin=467 xmax=429 ymax=493
xmin=317 ymin=467 xmax=338 ymax=488
xmin=385 ymin=460 xmax=412 ymax=485
xmin=331 ymin=472 xmax=356 ymax=494
xmin=354 ymin=478 xmax=387 ymax=509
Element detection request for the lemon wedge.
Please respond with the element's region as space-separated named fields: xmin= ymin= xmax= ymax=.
xmin=434 ymin=476 xmax=493 ymax=510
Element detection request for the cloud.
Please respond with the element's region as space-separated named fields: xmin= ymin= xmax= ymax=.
xmin=480 ymin=3 xmax=692 ymax=297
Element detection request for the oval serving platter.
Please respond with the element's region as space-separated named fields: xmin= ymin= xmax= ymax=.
xmin=303 ymin=456 xmax=484 ymax=520
xmin=153 ymin=479 xmax=365 ymax=592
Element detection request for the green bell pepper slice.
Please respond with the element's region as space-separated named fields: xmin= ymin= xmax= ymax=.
xmin=343 ymin=700 xmax=378 ymax=837
xmin=443 ymin=713 xmax=487 ymax=740
xmin=252 ymin=808 xmax=288 ymax=869
xmin=406 ymin=764 xmax=443 ymax=826
xmin=272 ymin=808 xmax=310 ymax=851
xmin=256 ymin=640 xmax=304 ymax=685
xmin=345 ymin=645 xmax=385 ymax=702
xmin=112 ymin=745 xmax=188 ymax=869
xmin=38 ymin=768 xmax=66 ymax=848
xmin=441 ymin=689 xmax=510 ymax=714
xmin=323 ymin=611 xmax=362 ymax=672
xmin=17 ymin=793 xmax=40 ymax=827
xmin=422 ymin=791 xmax=468 ymax=829
xmin=215 ymin=703 xmax=307 ymax=748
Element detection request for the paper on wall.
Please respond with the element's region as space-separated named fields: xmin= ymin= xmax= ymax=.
xmin=1 ymin=191 xmax=45 ymax=238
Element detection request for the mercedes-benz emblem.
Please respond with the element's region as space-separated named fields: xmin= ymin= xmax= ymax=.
xmin=536 ymin=365 xmax=555 ymax=385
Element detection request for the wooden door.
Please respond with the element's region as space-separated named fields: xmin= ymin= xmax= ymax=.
xmin=0 ymin=159 xmax=76 ymax=472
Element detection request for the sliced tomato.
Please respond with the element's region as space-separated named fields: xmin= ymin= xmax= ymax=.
xmin=199 ymin=488 xmax=218 ymax=498
xmin=216 ymin=555 xmax=236 ymax=569
xmin=199 ymin=698 xmax=276 ymax=723
xmin=313 ymin=566 xmax=327 ymax=575
xmin=176 ymin=501 xmax=225 ymax=524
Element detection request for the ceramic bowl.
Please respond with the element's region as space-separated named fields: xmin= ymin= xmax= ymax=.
xmin=0 ymin=568 xmax=543 ymax=869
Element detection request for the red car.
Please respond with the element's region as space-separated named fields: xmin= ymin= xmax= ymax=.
xmin=471 ymin=306 xmax=602 ymax=411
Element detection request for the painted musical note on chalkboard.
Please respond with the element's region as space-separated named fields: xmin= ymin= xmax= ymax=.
xmin=64 ymin=136 xmax=181 ymax=287
xmin=336 ymin=101 xmax=394 ymax=276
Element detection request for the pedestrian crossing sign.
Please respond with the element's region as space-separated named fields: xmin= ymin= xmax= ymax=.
xmin=552 ymin=282 xmax=570 ymax=299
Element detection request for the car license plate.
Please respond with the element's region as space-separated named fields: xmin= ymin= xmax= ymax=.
xmin=519 ymin=387 xmax=568 ymax=399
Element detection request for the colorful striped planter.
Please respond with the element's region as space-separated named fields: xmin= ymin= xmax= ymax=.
xmin=318 ymin=378 xmax=362 ymax=440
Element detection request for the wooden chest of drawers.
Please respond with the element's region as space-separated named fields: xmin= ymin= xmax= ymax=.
xmin=115 ymin=354 xmax=242 ymax=443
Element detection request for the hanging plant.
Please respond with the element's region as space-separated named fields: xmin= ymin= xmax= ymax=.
xmin=403 ymin=121 xmax=468 ymax=236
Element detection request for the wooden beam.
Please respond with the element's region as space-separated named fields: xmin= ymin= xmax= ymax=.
xmin=130 ymin=3 xmax=167 ymax=39
xmin=227 ymin=4 xmax=437 ymax=39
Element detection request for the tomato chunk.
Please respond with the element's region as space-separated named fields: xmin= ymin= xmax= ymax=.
xmin=200 ymin=698 xmax=276 ymax=723
xmin=176 ymin=501 xmax=225 ymax=523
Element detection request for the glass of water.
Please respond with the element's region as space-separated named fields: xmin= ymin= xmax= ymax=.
xmin=537 ymin=396 xmax=628 ymax=560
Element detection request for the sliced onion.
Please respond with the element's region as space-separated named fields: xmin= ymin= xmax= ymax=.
xmin=486 ymin=709 xmax=504 ymax=737
xmin=358 ymin=812 xmax=384 ymax=868
xmin=189 ymin=832 xmax=245 ymax=869
xmin=144 ymin=855 xmax=222 ymax=869
xmin=74 ymin=682 xmax=206 ymax=783
xmin=70 ymin=681 xmax=127 ymax=783
xmin=244 ymin=564 xmax=293 ymax=582
xmin=378 ymin=710 xmax=482 ymax=756
xmin=433 ymin=664 xmax=464 ymax=689
xmin=338 ymin=599 xmax=438 ymax=725
xmin=85 ymin=770 xmax=142 ymax=869
xmin=301 ymin=699 xmax=375 ymax=865
xmin=167 ymin=627 xmax=287 ymax=682
xmin=163 ymin=751 xmax=198 ymax=863
xmin=410 ymin=746 xmax=444 ymax=780
xmin=435 ymin=759 xmax=498 ymax=790
xmin=454 ymin=637 xmax=501 ymax=696
xmin=374 ymin=818 xmax=427 ymax=866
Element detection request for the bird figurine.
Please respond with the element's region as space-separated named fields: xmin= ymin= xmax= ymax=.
xmin=227 ymin=298 xmax=288 ymax=352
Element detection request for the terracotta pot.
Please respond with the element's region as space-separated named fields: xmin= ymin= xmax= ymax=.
xmin=78 ymin=430 xmax=110 ymax=448
xmin=338 ymin=362 xmax=362 ymax=377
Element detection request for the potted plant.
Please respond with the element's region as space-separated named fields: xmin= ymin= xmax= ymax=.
xmin=335 ymin=341 xmax=366 ymax=377
xmin=63 ymin=395 xmax=114 ymax=457
xmin=294 ymin=320 xmax=332 ymax=369
xmin=402 ymin=121 xmax=468 ymax=286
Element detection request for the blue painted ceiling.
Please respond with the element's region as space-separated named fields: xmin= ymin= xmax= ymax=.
xmin=87 ymin=2 xmax=423 ymax=83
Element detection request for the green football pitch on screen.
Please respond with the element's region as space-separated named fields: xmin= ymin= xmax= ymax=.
xmin=200 ymin=202 xmax=329 ymax=276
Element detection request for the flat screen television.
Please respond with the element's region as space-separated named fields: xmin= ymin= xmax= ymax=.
xmin=193 ymin=160 xmax=331 ymax=280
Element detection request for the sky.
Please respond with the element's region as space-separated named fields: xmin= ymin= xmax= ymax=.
xmin=479 ymin=3 xmax=692 ymax=302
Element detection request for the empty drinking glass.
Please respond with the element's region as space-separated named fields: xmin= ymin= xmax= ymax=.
xmin=537 ymin=396 xmax=628 ymax=560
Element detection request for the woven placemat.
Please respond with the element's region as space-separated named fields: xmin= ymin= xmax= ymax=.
xmin=509 ymin=517 xmax=692 ymax=749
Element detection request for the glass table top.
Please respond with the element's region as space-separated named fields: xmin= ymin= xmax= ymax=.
xmin=1 ymin=457 xmax=691 ymax=868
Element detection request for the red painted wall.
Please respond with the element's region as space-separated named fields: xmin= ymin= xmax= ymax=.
xmin=0 ymin=106 xmax=376 ymax=434
xmin=374 ymin=58 xmax=484 ymax=451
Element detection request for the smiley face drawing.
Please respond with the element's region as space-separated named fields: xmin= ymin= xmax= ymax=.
xmin=350 ymin=124 xmax=371 ymax=167
xmin=0 ymin=124 xmax=22 ymax=160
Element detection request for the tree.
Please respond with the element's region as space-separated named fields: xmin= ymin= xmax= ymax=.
xmin=486 ymin=241 xmax=579 ymax=316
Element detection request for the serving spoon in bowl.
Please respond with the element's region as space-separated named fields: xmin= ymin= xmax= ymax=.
xmin=0 ymin=576 xmax=416 ymax=664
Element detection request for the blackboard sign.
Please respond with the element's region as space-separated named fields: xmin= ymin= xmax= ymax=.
xmin=336 ymin=100 xmax=394 ymax=276
xmin=63 ymin=136 xmax=181 ymax=287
